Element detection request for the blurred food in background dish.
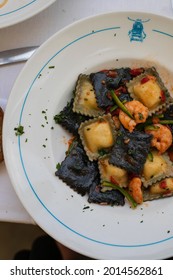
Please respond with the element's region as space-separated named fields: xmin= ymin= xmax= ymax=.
xmin=0 ymin=107 xmax=3 ymax=162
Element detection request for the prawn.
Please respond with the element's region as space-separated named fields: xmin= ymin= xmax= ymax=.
xmin=145 ymin=124 xmax=172 ymax=154
xmin=119 ymin=100 xmax=149 ymax=132
xmin=128 ymin=177 xmax=143 ymax=204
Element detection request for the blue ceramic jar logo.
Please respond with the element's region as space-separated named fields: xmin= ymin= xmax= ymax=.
xmin=128 ymin=17 xmax=150 ymax=42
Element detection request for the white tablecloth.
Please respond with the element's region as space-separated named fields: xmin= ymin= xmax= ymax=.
xmin=0 ymin=0 xmax=173 ymax=224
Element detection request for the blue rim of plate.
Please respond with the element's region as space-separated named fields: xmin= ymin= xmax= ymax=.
xmin=0 ymin=0 xmax=37 ymax=17
xmin=17 ymin=17 xmax=173 ymax=249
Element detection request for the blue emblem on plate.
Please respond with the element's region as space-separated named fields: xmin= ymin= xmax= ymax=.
xmin=128 ymin=17 xmax=150 ymax=42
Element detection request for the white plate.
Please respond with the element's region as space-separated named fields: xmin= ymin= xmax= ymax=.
xmin=3 ymin=12 xmax=173 ymax=260
xmin=0 ymin=0 xmax=56 ymax=28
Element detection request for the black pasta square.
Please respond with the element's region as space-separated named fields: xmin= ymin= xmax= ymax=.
xmin=109 ymin=127 xmax=152 ymax=174
xmin=54 ymin=98 xmax=89 ymax=136
xmin=56 ymin=140 xmax=100 ymax=195
xmin=88 ymin=185 xmax=125 ymax=206
xmin=90 ymin=68 xmax=132 ymax=109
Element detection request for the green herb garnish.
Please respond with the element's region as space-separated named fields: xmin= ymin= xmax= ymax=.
xmin=110 ymin=90 xmax=134 ymax=119
xmin=147 ymin=151 xmax=153 ymax=162
xmin=102 ymin=181 xmax=137 ymax=209
xmin=54 ymin=113 xmax=64 ymax=123
xmin=145 ymin=125 xmax=160 ymax=131
xmin=138 ymin=113 xmax=144 ymax=120
xmin=138 ymin=118 xmax=173 ymax=130
xmin=98 ymin=149 xmax=108 ymax=157
xmin=56 ymin=163 xmax=61 ymax=170
xmin=154 ymin=114 xmax=164 ymax=119
xmin=14 ymin=125 xmax=24 ymax=136
xmin=65 ymin=138 xmax=76 ymax=156
xmin=110 ymin=104 xmax=118 ymax=112
xmin=159 ymin=120 xmax=173 ymax=125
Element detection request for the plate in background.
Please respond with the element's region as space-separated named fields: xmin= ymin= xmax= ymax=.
xmin=0 ymin=0 xmax=56 ymax=28
xmin=3 ymin=12 xmax=173 ymax=259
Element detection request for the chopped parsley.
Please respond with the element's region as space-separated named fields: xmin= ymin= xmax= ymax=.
xmin=147 ymin=151 xmax=153 ymax=162
xmin=56 ymin=163 xmax=61 ymax=170
xmin=83 ymin=206 xmax=90 ymax=210
xmin=138 ymin=113 xmax=144 ymax=120
xmin=14 ymin=125 xmax=24 ymax=136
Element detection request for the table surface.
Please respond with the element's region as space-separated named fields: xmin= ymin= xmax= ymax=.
xmin=0 ymin=0 xmax=173 ymax=224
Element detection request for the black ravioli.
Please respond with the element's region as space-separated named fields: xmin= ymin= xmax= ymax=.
xmin=163 ymin=104 xmax=173 ymax=134
xmin=88 ymin=185 xmax=125 ymax=206
xmin=54 ymin=98 xmax=89 ymax=136
xmin=109 ymin=127 xmax=152 ymax=174
xmin=90 ymin=68 xmax=132 ymax=108
xmin=118 ymin=92 xmax=133 ymax=103
xmin=55 ymin=140 xmax=100 ymax=195
xmin=90 ymin=71 xmax=113 ymax=108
